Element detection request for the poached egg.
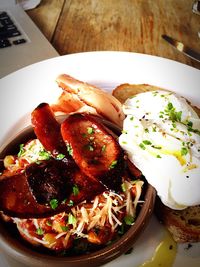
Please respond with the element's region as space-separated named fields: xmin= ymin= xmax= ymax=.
xmin=119 ymin=90 xmax=200 ymax=210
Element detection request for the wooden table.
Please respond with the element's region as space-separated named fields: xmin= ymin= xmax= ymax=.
xmin=27 ymin=0 xmax=200 ymax=69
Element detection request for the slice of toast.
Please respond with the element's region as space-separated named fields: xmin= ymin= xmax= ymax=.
xmin=112 ymin=83 xmax=166 ymax=104
xmin=112 ymin=83 xmax=200 ymax=117
xmin=155 ymin=198 xmax=200 ymax=243
xmin=112 ymin=83 xmax=200 ymax=243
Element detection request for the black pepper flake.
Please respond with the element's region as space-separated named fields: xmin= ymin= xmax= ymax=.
xmin=184 ymin=243 xmax=192 ymax=250
xmin=169 ymin=245 xmax=173 ymax=250
xmin=186 ymin=175 xmax=189 ymax=178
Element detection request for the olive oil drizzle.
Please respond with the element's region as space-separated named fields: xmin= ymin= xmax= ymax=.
xmin=138 ymin=230 xmax=177 ymax=267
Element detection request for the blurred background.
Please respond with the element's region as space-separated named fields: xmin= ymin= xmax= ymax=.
xmin=26 ymin=0 xmax=200 ymax=69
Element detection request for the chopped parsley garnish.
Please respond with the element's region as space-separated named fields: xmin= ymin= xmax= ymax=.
xmin=164 ymin=102 xmax=182 ymax=122
xmin=109 ymin=160 xmax=118 ymax=169
xmin=187 ymin=124 xmax=200 ymax=136
xmin=61 ymin=225 xmax=69 ymax=232
xmin=67 ymin=200 xmax=74 ymax=206
xmin=56 ymin=153 xmax=65 ymax=160
xmin=50 ymin=198 xmax=59 ymax=209
xmin=181 ymin=147 xmax=188 ymax=156
xmin=152 ymin=126 xmax=157 ymax=132
xmin=172 ymin=122 xmax=177 ymax=128
xmin=39 ymin=150 xmax=51 ymax=160
xmin=124 ymin=215 xmax=135 ymax=225
xmin=142 ymin=140 xmax=152 ymax=145
xmin=46 ymin=220 xmax=52 ymax=226
xmin=176 ymin=111 xmax=182 ymax=122
xmin=167 ymin=102 xmax=173 ymax=110
xmin=87 ymin=127 xmax=94 ymax=134
xmin=67 ymin=144 xmax=73 ymax=156
xmin=68 ymin=213 xmax=77 ymax=225
xmin=121 ymin=182 xmax=126 ymax=192
xmin=152 ymin=91 xmax=158 ymax=96
xmin=139 ymin=143 xmax=146 ymax=150
xmin=152 ymin=145 xmax=162 ymax=149
xmin=18 ymin=144 xmax=25 ymax=157
xmin=36 ymin=227 xmax=44 ymax=235
xmin=140 ymin=140 xmax=162 ymax=151
xmin=72 ymin=184 xmax=79 ymax=196
xmin=187 ymin=121 xmax=193 ymax=128
xmin=101 ymin=144 xmax=106 ymax=152
xmin=61 ymin=198 xmax=67 ymax=204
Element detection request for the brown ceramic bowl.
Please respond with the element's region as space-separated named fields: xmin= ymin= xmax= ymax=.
xmin=0 ymin=121 xmax=156 ymax=267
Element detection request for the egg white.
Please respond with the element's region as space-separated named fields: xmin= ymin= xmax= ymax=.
xmin=119 ymin=90 xmax=200 ymax=210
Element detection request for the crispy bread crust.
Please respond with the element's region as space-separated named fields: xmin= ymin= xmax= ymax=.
xmin=155 ymin=198 xmax=200 ymax=243
xmin=112 ymin=83 xmax=165 ymax=104
xmin=112 ymin=83 xmax=200 ymax=117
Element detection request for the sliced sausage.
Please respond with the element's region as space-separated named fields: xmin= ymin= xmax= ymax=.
xmin=61 ymin=113 xmax=124 ymax=190
xmin=31 ymin=103 xmax=68 ymax=157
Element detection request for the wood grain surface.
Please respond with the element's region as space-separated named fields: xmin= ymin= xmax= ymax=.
xmin=27 ymin=0 xmax=200 ymax=69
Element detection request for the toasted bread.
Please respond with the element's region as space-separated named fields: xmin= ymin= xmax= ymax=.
xmin=112 ymin=83 xmax=200 ymax=243
xmin=112 ymin=83 xmax=200 ymax=117
xmin=155 ymin=198 xmax=200 ymax=243
xmin=112 ymin=83 xmax=166 ymax=104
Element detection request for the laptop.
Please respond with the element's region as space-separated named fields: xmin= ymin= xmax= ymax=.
xmin=0 ymin=0 xmax=59 ymax=78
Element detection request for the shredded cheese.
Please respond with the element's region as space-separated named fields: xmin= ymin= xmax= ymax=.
xmin=8 ymin=140 xmax=144 ymax=250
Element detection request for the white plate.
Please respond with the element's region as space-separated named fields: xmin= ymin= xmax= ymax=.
xmin=0 ymin=51 xmax=200 ymax=267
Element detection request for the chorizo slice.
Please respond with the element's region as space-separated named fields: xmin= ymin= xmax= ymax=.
xmin=25 ymin=159 xmax=73 ymax=204
xmin=69 ymin=168 xmax=105 ymax=204
xmin=61 ymin=114 xmax=124 ymax=190
xmin=0 ymin=158 xmax=105 ymax=218
xmin=0 ymin=171 xmax=53 ymax=218
xmin=31 ymin=103 xmax=68 ymax=158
